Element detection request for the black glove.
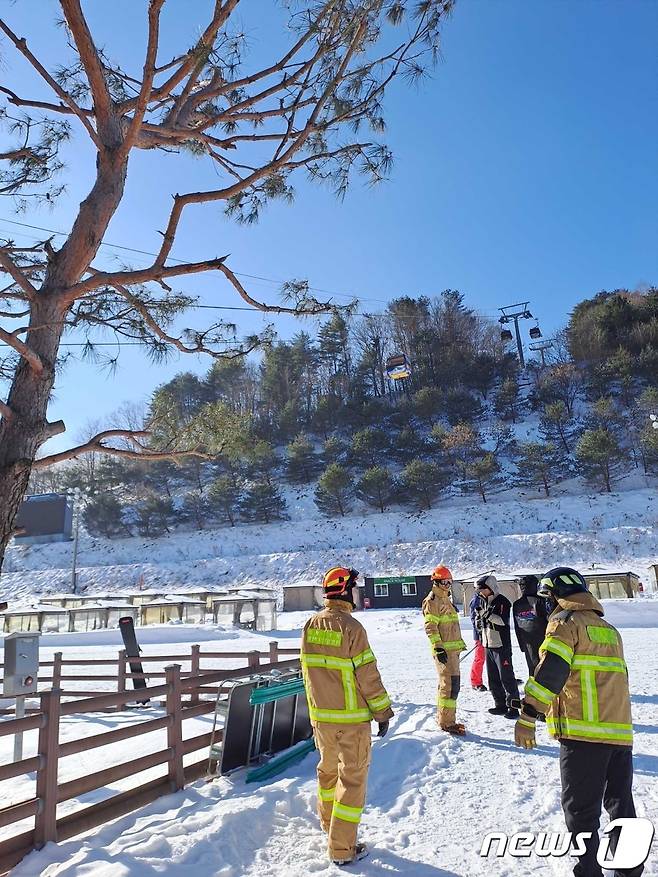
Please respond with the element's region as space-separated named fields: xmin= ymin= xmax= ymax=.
xmin=434 ymin=647 xmax=448 ymax=664
xmin=377 ymin=720 xmax=389 ymax=738
xmin=512 ymin=699 xmax=546 ymax=722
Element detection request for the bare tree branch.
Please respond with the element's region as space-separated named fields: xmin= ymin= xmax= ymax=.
xmin=0 ymin=324 xmax=44 ymax=374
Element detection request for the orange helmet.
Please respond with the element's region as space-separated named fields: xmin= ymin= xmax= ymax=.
xmin=431 ymin=565 xmax=453 ymax=583
xmin=323 ymin=566 xmax=358 ymax=598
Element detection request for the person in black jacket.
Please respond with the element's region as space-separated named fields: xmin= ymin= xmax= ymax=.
xmin=512 ymin=574 xmax=549 ymax=675
xmin=474 ymin=574 xmax=519 ymax=718
xmin=469 ymin=591 xmax=487 ymax=691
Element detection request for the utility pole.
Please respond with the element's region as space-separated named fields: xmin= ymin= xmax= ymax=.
xmin=69 ymin=487 xmax=82 ymax=594
xmin=529 ymin=339 xmax=554 ymax=367
xmin=499 ymin=302 xmax=534 ymax=368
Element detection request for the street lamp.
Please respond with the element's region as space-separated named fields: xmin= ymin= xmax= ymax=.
xmin=68 ymin=487 xmax=82 ymax=594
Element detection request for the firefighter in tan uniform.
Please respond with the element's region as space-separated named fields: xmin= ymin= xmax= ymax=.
xmin=301 ymin=566 xmax=393 ymax=867
xmin=422 ymin=565 xmax=467 ymax=735
xmin=513 ymin=567 xmax=642 ymax=877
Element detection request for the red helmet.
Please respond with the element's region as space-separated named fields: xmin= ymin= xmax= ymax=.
xmin=431 ymin=565 xmax=453 ymax=584
xmin=323 ymin=566 xmax=358 ymax=598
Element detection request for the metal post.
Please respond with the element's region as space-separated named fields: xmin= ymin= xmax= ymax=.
xmin=512 ymin=315 xmax=525 ymax=368
xmin=13 ymin=695 xmax=25 ymax=762
xmin=70 ymin=488 xmax=81 ymax=594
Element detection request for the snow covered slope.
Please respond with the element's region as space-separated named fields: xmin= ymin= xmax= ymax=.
xmin=8 ymin=602 xmax=658 ymax=877
xmin=2 ymin=488 xmax=657 ymax=602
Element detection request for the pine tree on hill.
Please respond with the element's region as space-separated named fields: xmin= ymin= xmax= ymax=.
xmin=412 ymin=387 xmax=442 ymax=427
xmin=351 ymin=428 xmax=389 ymax=468
xmin=181 ymin=490 xmax=209 ymax=530
xmin=356 ymin=466 xmax=396 ymax=513
xmin=494 ymin=376 xmax=522 ymax=423
xmin=465 ymin=453 xmax=502 ymax=504
xmin=441 ymin=423 xmax=481 ymax=480
xmin=323 ymin=436 xmax=349 ymax=466
xmin=286 ymin=435 xmax=321 ymax=483
xmin=83 ymin=494 xmax=130 ymax=538
xmin=315 ymin=464 xmax=355 ymax=517
xmin=240 ymin=481 xmax=287 ymax=524
xmin=135 ymin=494 xmax=176 ymax=537
xmin=514 ymin=441 xmax=564 ymax=497
xmin=400 ymin=459 xmax=448 ymax=510
xmin=207 ymin=476 xmax=242 ymax=526
xmin=575 ymin=428 xmax=628 ymax=493
xmin=539 ymin=401 xmax=579 ymax=456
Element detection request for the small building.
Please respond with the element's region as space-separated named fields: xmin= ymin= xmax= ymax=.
xmin=164 ymin=595 xmax=207 ymax=624
xmin=140 ymin=600 xmax=183 ymax=626
xmin=210 ymin=593 xmax=277 ymax=631
xmin=69 ymin=604 xmax=108 ymax=633
xmin=129 ymin=590 xmax=168 ymax=607
xmin=97 ymin=601 xmax=139 ymax=628
xmin=581 ymin=570 xmax=641 ymax=600
xmin=362 ymin=575 xmax=433 ymax=610
xmin=1 ymin=605 xmax=69 ymax=634
xmin=13 ymin=493 xmax=73 ymax=545
xmin=40 ymin=594 xmax=85 ymax=610
xmin=282 ymin=583 xmax=323 ymax=612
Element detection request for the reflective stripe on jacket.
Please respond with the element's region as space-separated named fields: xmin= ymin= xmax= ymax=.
xmin=422 ymin=585 xmax=466 ymax=653
xmin=523 ymin=591 xmax=633 ymax=746
xmin=301 ymin=599 xmax=394 ymax=725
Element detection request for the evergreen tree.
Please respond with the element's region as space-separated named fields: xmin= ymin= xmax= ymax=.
xmin=286 ymin=435 xmax=321 ymax=483
xmin=323 ymin=435 xmax=349 ymax=465
xmin=400 ymin=459 xmax=448 ymax=510
xmin=575 ymin=428 xmax=627 ymax=493
xmin=465 ymin=453 xmax=502 ymax=504
xmin=540 ymin=401 xmax=579 ymax=456
xmin=356 ymin=466 xmax=396 ymax=513
xmin=641 ymin=421 xmax=658 ymax=474
xmin=314 ymin=464 xmax=355 ymax=517
xmin=135 ymin=494 xmax=176 ymax=537
xmin=514 ymin=441 xmax=564 ymax=497
xmin=240 ymin=481 xmax=287 ymax=524
xmin=441 ymin=423 xmax=480 ymax=480
xmin=494 ymin=376 xmax=522 ymax=423
xmin=391 ymin=427 xmax=429 ymax=464
xmin=207 ymin=475 xmax=242 ymax=526
xmin=351 ymin=427 xmax=389 ymax=468
xmin=181 ymin=490 xmax=209 ymax=529
xmin=83 ymin=494 xmax=130 ymax=538
xmin=443 ymin=388 xmax=483 ymax=426
xmin=245 ymin=441 xmax=279 ymax=485
xmin=412 ymin=387 xmax=441 ymax=427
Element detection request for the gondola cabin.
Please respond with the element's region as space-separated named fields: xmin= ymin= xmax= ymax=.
xmin=386 ymin=353 xmax=411 ymax=381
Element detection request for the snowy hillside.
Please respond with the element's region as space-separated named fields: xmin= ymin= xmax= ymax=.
xmin=5 ymin=602 xmax=658 ymax=877
xmin=2 ymin=486 xmax=657 ymax=603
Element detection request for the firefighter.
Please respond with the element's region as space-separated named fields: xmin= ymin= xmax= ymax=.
xmin=474 ymin=574 xmax=520 ymax=718
xmin=512 ymin=574 xmax=550 ymax=675
xmin=513 ymin=567 xmax=642 ymax=877
xmin=301 ymin=566 xmax=393 ymax=867
xmin=422 ymin=565 xmax=467 ymax=734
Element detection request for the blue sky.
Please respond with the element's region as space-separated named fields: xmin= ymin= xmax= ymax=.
xmin=1 ymin=0 xmax=657 ymax=452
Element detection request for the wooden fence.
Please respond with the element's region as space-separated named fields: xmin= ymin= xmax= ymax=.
xmin=0 ymin=641 xmax=299 ymax=712
xmin=0 ymin=644 xmax=301 ymax=875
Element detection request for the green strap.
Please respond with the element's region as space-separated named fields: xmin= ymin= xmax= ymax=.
xmin=425 ymin=612 xmax=459 ymax=624
xmin=518 ymin=718 xmax=536 ymax=729
xmin=540 ymin=636 xmax=574 ymax=664
xmin=306 ymin=628 xmax=343 ymax=647
xmin=438 ymin=697 xmax=456 ymax=708
xmin=580 ymin=668 xmax=599 ymax=723
xmin=443 ymin=640 xmax=466 ymax=651
xmin=367 ymin=692 xmax=391 ymax=712
xmin=572 ymin=654 xmax=627 ymax=672
xmin=525 ymin=677 xmax=557 ymax=705
xmin=352 ymin=647 xmax=376 ymax=668
xmin=547 ymin=717 xmax=633 ymax=743
xmin=333 ymin=802 xmax=363 ymax=824
xmin=309 ymin=706 xmax=371 ymax=724
xmin=301 ymin=652 xmax=352 ymax=670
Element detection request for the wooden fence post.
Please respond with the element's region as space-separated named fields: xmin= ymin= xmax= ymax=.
xmin=52 ymin=652 xmax=62 ymax=690
xmin=34 ymin=688 xmax=61 ymax=847
xmin=269 ymin=641 xmax=279 ymax=665
xmin=189 ymin=645 xmax=200 ymax=706
xmin=116 ymin=649 xmax=126 ymax=712
xmin=247 ymin=651 xmax=260 ymax=669
xmin=165 ymin=665 xmax=185 ymax=792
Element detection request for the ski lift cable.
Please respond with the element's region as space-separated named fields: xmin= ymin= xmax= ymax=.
xmin=0 ymin=216 xmax=501 ymax=318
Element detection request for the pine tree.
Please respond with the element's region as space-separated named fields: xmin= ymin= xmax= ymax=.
xmin=351 ymin=428 xmax=389 ymax=468
xmin=441 ymin=423 xmax=480 ymax=480
xmin=83 ymin=494 xmax=130 ymax=538
xmin=245 ymin=441 xmax=279 ymax=485
xmin=240 ymin=481 xmax=287 ymax=524
xmin=323 ymin=436 xmax=349 ymax=465
xmin=286 ymin=435 xmax=321 ymax=483
xmin=494 ymin=376 xmax=522 ymax=423
xmin=576 ymin=428 xmax=628 ymax=493
xmin=400 ymin=459 xmax=448 ymax=510
xmin=314 ymin=464 xmax=355 ymax=517
xmin=514 ymin=441 xmax=564 ymax=497
xmin=207 ymin=476 xmax=242 ymax=526
xmin=540 ymin=401 xmax=579 ymax=456
xmin=465 ymin=453 xmax=502 ymax=504
xmin=356 ymin=466 xmax=396 ymax=513
xmin=135 ymin=494 xmax=176 ymax=537
xmin=443 ymin=389 xmax=483 ymax=426
xmin=391 ymin=427 xmax=429 ymax=463
xmin=412 ymin=387 xmax=441 ymax=427
xmin=181 ymin=490 xmax=209 ymax=529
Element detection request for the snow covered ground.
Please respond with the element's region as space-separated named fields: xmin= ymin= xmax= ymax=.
xmin=2 ymin=487 xmax=657 ymax=602
xmin=5 ymin=600 xmax=658 ymax=877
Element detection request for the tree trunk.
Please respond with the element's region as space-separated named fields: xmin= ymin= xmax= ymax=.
xmin=0 ymin=145 xmax=128 ymax=571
